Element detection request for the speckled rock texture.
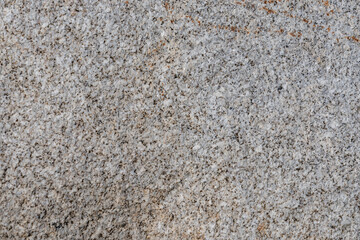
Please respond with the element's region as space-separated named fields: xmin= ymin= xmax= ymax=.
xmin=1 ymin=0 xmax=360 ymax=239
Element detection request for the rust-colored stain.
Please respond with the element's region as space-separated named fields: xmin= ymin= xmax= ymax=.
xmin=257 ymin=221 xmax=269 ymax=237
xmin=284 ymin=12 xmax=295 ymax=18
xmin=164 ymin=1 xmax=169 ymax=11
xmin=124 ymin=0 xmax=128 ymax=4
xmin=347 ymin=36 xmax=360 ymax=42
xmin=212 ymin=24 xmax=243 ymax=33
xmin=186 ymin=15 xmax=196 ymax=24
xmin=264 ymin=0 xmax=281 ymax=3
xmin=289 ymin=31 xmax=302 ymax=37
xmin=157 ymin=0 xmax=359 ymax=46
xmin=327 ymin=9 xmax=334 ymax=16
xmin=262 ymin=7 xmax=276 ymax=14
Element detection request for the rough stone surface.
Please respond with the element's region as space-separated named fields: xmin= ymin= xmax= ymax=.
xmin=1 ymin=0 xmax=360 ymax=239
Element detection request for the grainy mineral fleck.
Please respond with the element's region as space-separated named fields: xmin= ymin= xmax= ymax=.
xmin=1 ymin=0 xmax=360 ymax=239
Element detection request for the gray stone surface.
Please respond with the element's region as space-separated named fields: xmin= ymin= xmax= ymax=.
xmin=1 ymin=0 xmax=360 ymax=239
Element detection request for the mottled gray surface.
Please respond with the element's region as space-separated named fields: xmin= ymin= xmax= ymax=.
xmin=1 ymin=0 xmax=360 ymax=239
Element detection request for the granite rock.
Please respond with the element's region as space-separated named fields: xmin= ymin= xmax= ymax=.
xmin=1 ymin=0 xmax=360 ymax=239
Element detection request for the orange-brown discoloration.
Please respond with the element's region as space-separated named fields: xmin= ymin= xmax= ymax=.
xmin=164 ymin=1 xmax=169 ymax=11
xmin=289 ymin=31 xmax=302 ymax=37
xmin=185 ymin=15 xmax=195 ymax=24
xmin=159 ymin=1 xmax=360 ymax=46
xmin=263 ymin=7 xmax=276 ymax=14
xmin=124 ymin=0 xmax=129 ymax=4
xmin=216 ymin=25 xmax=236 ymax=31
xmin=265 ymin=0 xmax=280 ymax=3
xmin=347 ymin=36 xmax=360 ymax=42
xmin=323 ymin=0 xmax=329 ymax=7
xmin=326 ymin=10 xmax=334 ymax=16
xmin=257 ymin=221 xmax=269 ymax=237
